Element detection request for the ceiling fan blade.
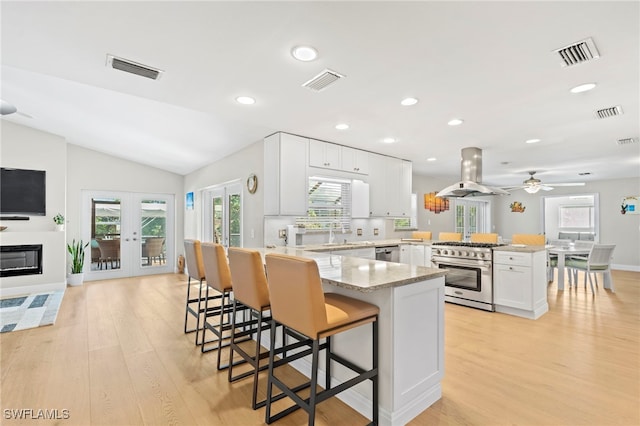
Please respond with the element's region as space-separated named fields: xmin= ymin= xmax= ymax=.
xmin=16 ymin=111 xmax=33 ymax=119
xmin=548 ymin=182 xmax=586 ymax=187
xmin=540 ymin=185 xmax=554 ymax=191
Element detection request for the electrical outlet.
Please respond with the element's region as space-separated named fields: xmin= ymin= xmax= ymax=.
xmin=357 ymin=228 xmax=363 ymax=236
xmin=278 ymin=229 xmax=286 ymax=238
xmin=373 ymin=228 xmax=379 ymax=236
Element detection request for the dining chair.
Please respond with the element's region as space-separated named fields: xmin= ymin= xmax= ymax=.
xmin=412 ymin=231 xmax=432 ymax=240
xmin=438 ymin=232 xmax=462 ymax=241
xmin=565 ymin=244 xmax=616 ymax=293
xmin=96 ymin=239 xmax=121 ymax=269
xmin=142 ymin=237 xmax=165 ymax=266
xmin=511 ymin=234 xmax=545 ymax=245
xmin=470 ymin=233 xmax=498 ymax=243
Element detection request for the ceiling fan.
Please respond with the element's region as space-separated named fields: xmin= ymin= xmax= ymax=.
xmin=505 ymin=171 xmax=585 ymax=194
xmin=0 ymin=99 xmax=32 ymax=118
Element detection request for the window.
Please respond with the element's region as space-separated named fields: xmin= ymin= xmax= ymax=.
xmin=454 ymin=199 xmax=489 ymax=240
xmin=559 ymin=205 xmax=594 ymax=229
xmin=394 ymin=193 xmax=418 ymax=230
xmin=296 ymin=177 xmax=351 ymax=231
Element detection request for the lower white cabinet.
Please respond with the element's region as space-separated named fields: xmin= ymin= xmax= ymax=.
xmin=399 ymin=244 xmax=431 ymax=267
xmin=493 ymin=250 xmax=548 ymax=319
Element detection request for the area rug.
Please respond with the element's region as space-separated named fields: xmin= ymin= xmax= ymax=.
xmin=0 ymin=290 xmax=65 ymax=333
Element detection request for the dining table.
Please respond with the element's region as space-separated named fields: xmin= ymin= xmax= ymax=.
xmin=547 ymin=245 xmax=591 ymax=290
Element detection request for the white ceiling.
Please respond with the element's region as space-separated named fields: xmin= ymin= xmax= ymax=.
xmin=1 ymin=1 xmax=638 ymax=187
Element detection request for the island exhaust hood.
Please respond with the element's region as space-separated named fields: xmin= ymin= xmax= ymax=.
xmin=436 ymin=147 xmax=510 ymax=198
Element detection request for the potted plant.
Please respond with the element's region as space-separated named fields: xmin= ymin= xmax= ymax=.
xmin=67 ymin=239 xmax=89 ymax=286
xmin=53 ymin=213 xmax=65 ymax=231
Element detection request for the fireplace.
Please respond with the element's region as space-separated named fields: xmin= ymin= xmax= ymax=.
xmin=0 ymin=245 xmax=43 ymax=277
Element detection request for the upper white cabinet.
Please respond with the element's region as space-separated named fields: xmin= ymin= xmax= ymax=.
xmin=309 ymin=139 xmax=369 ymax=175
xmin=309 ymin=139 xmax=342 ymax=170
xmin=264 ymin=133 xmax=308 ymax=216
xmin=341 ymin=146 xmax=369 ymax=175
xmin=368 ymin=154 xmax=412 ymax=217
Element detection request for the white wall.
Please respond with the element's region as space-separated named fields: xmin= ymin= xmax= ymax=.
xmin=66 ymin=144 xmax=184 ymax=267
xmin=183 ymin=140 xmax=264 ymax=249
xmin=493 ymin=177 xmax=640 ymax=270
xmin=0 ymin=121 xmax=67 ymax=295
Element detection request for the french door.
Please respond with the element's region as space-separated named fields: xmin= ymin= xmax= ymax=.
xmin=455 ymin=199 xmax=489 ymax=240
xmin=82 ymin=190 xmax=175 ymax=281
xmin=203 ymin=182 xmax=242 ymax=248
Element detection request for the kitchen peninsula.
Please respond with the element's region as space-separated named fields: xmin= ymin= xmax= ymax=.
xmin=259 ymin=246 xmax=446 ymax=426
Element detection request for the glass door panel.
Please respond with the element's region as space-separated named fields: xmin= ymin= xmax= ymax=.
xmin=228 ymin=191 xmax=241 ymax=247
xmin=203 ymin=182 xmax=242 ymax=248
xmin=139 ymin=199 xmax=167 ymax=268
xmin=90 ymin=197 xmax=122 ymax=272
xmin=83 ymin=190 xmax=174 ymax=281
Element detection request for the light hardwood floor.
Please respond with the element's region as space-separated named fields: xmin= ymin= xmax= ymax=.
xmin=1 ymin=270 xmax=638 ymax=425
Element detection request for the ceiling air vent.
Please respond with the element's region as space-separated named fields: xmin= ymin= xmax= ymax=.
xmin=595 ymin=105 xmax=623 ymax=119
xmin=617 ymin=137 xmax=637 ymax=146
xmin=553 ymin=37 xmax=600 ymax=67
xmin=302 ymin=69 xmax=345 ymax=92
xmin=106 ymin=54 xmax=164 ymax=80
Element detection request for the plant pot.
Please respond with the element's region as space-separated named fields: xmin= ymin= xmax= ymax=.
xmin=55 ymin=224 xmax=65 ymax=231
xmin=67 ymin=272 xmax=84 ymax=286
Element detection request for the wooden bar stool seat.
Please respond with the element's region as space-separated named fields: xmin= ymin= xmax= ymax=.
xmin=264 ymin=253 xmax=379 ymax=426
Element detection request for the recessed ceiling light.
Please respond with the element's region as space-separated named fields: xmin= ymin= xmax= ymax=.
xmin=525 ymin=138 xmax=541 ymax=144
xmin=401 ymin=97 xmax=419 ymax=106
xmin=447 ymin=118 xmax=464 ymax=126
xmin=236 ymin=96 xmax=255 ymax=105
xmin=570 ymin=83 xmax=597 ymax=93
xmin=335 ymin=123 xmax=349 ymax=130
xmin=427 ymin=157 xmax=437 ymax=162
xmin=291 ymin=45 xmax=318 ymax=62
xmin=382 ymin=137 xmax=396 ymax=144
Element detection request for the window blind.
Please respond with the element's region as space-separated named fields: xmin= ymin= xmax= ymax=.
xmin=296 ymin=178 xmax=351 ymax=231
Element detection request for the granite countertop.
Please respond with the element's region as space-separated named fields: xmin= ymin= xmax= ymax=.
xmin=494 ymin=245 xmax=547 ymax=253
xmin=257 ymin=246 xmax=446 ymax=292
xmin=300 ymin=238 xmax=433 ymax=252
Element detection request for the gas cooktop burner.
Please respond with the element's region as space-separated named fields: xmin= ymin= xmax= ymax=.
xmin=432 ymin=242 xmax=506 ymax=248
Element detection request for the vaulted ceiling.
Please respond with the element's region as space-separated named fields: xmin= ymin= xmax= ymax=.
xmin=1 ymin=1 xmax=638 ymax=187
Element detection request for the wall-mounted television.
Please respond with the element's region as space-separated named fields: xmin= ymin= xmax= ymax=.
xmin=0 ymin=168 xmax=46 ymax=216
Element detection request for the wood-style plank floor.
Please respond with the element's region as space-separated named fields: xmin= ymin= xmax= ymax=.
xmin=1 ymin=270 xmax=638 ymax=425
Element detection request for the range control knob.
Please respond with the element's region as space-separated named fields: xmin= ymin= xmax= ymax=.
xmin=478 ymin=252 xmax=485 ymax=259
xmin=469 ymin=252 xmax=476 ymax=257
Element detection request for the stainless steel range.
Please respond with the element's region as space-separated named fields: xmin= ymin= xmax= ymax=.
xmin=431 ymin=241 xmax=505 ymax=311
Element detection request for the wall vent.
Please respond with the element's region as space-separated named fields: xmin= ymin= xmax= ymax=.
xmin=302 ymin=69 xmax=345 ymax=92
xmin=106 ymin=54 xmax=164 ymax=80
xmin=595 ymin=105 xmax=623 ymax=119
xmin=553 ymin=37 xmax=600 ymax=67
xmin=617 ymin=137 xmax=637 ymax=146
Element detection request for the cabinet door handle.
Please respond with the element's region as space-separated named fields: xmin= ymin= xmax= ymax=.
xmin=509 ymin=267 xmax=513 ymax=270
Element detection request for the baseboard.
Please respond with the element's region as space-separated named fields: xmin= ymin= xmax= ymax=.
xmin=0 ymin=282 xmax=66 ymax=298
xmin=612 ymin=264 xmax=640 ymax=272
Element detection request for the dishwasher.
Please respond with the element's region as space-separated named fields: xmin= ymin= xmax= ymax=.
xmin=375 ymin=245 xmax=400 ymax=262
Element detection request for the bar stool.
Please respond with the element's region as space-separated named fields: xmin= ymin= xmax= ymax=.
xmin=227 ymin=248 xmax=276 ymax=409
xmin=200 ymin=242 xmax=250 ymax=369
xmin=183 ymin=239 xmax=220 ymax=345
xmin=264 ymin=253 xmax=379 ymax=426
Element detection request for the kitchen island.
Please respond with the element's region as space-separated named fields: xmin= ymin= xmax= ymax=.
xmin=258 ymin=246 xmax=446 ymax=426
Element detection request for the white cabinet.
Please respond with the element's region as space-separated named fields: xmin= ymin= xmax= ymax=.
xmin=400 ymin=244 xmax=431 ymax=266
xmin=309 ymin=139 xmax=341 ymax=170
xmin=264 ymin=133 xmax=308 ymax=216
xmin=368 ymin=154 xmax=412 ymax=217
xmin=309 ymin=140 xmax=369 ymax=175
xmin=351 ymin=180 xmax=370 ymax=218
xmin=336 ymin=247 xmax=376 ymax=260
xmin=493 ymin=250 xmax=548 ymax=319
xmin=341 ymin=146 xmax=369 ymax=174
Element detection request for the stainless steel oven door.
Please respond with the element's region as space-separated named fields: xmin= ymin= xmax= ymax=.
xmin=432 ymin=256 xmax=494 ymax=310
